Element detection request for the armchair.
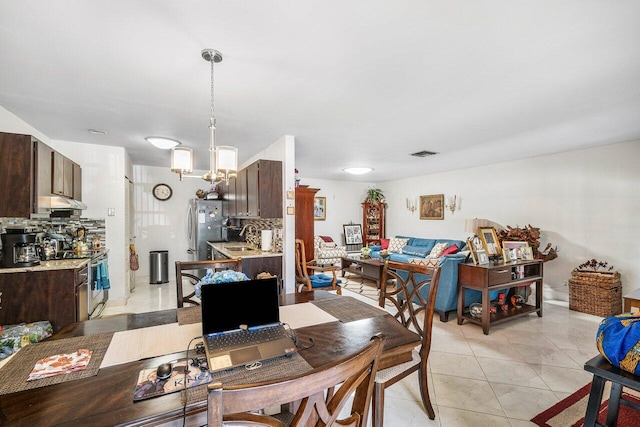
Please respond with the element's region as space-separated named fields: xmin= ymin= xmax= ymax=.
xmin=313 ymin=235 xmax=347 ymax=266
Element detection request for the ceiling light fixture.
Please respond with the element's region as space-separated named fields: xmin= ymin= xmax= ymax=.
xmin=146 ymin=136 xmax=181 ymax=149
xmin=171 ymin=49 xmax=238 ymax=184
xmin=88 ymin=129 xmax=107 ymax=135
xmin=343 ymin=167 xmax=373 ymax=175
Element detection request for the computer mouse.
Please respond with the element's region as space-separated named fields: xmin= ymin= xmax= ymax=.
xmin=156 ymin=362 xmax=173 ymax=381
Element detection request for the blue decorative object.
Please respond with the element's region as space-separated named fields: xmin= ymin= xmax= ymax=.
xmin=309 ymin=273 xmax=342 ymax=288
xmin=596 ymin=313 xmax=640 ymax=375
xmin=194 ymin=269 xmax=250 ymax=298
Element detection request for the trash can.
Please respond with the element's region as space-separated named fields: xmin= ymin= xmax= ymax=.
xmin=149 ymin=250 xmax=169 ymax=284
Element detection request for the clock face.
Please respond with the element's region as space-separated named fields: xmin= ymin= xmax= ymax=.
xmin=152 ymin=183 xmax=173 ymax=201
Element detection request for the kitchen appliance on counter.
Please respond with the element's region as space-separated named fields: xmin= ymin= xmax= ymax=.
xmin=187 ymin=199 xmax=225 ymax=261
xmin=1 ymin=227 xmax=41 ymax=267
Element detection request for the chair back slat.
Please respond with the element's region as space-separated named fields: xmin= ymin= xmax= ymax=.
xmin=380 ymin=261 xmax=440 ymax=348
xmin=207 ymin=334 xmax=386 ymax=427
xmin=175 ymin=259 xmax=242 ymax=307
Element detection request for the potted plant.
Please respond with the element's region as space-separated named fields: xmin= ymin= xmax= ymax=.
xmin=360 ymin=246 xmax=372 ymax=259
xmin=365 ymin=188 xmax=385 ymax=204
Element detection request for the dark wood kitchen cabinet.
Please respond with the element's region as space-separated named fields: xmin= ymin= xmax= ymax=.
xmin=228 ymin=159 xmax=282 ymax=218
xmin=0 ymin=264 xmax=89 ymax=332
xmin=52 ymin=151 xmax=77 ymax=198
xmin=0 ymin=132 xmax=43 ymax=218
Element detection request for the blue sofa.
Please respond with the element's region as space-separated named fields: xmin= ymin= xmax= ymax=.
xmin=369 ymin=236 xmax=492 ymax=322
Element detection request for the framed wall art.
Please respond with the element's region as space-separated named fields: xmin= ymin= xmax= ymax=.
xmin=343 ymin=224 xmax=363 ymax=245
xmin=478 ymin=227 xmax=501 ymax=256
xmin=419 ymin=194 xmax=444 ymax=220
xmin=313 ymin=196 xmax=326 ymax=221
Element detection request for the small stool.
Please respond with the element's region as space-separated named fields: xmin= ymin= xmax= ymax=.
xmin=583 ymin=354 xmax=640 ymax=426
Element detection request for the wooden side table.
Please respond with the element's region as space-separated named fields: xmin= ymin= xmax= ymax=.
xmin=457 ymin=259 xmax=543 ymax=334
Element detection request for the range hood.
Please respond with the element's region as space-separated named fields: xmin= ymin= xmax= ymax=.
xmin=38 ymin=196 xmax=87 ymax=210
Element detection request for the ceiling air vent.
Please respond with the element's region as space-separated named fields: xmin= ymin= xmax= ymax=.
xmin=410 ymin=150 xmax=438 ymax=158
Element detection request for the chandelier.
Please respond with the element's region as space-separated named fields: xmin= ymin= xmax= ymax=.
xmin=171 ymin=49 xmax=238 ymax=184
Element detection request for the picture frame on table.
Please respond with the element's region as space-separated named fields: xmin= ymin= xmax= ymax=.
xmin=466 ymin=238 xmax=478 ymax=265
xmin=478 ymin=226 xmax=501 ymax=256
xmin=343 ymin=224 xmax=363 ymax=245
xmin=419 ymin=194 xmax=444 ymax=220
xmin=313 ymin=196 xmax=326 ymax=221
xmin=502 ymin=241 xmax=530 ymax=259
xmin=477 ymin=249 xmax=490 ymax=265
xmin=521 ymin=246 xmax=534 ymax=261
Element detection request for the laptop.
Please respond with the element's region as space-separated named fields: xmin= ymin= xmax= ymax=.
xmin=200 ymin=277 xmax=297 ymax=373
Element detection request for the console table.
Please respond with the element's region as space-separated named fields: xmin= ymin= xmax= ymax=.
xmin=457 ymin=259 xmax=543 ymax=334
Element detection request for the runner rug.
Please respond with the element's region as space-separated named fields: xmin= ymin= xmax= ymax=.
xmin=531 ymin=382 xmax=640 ymax=426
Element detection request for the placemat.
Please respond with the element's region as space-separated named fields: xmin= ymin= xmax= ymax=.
xmin=177 ymin=306 xmax=201 ymax=325
xmin=0 ymin=332 xmax=114 ymax=395
xmin=184 ymin=352 xmax=313 ymax=405
xmin=312 ymin=296 xmax=387 ymax=322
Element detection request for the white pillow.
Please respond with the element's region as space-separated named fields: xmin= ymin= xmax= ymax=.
xmin=388 ymin=237 xmax=409 ymax=253
xmin=427 ymin=242 xmax=448 ymax=259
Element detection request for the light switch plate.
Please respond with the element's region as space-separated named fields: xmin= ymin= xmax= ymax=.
xmin=108 ymin=208 xmax=115 ymax=216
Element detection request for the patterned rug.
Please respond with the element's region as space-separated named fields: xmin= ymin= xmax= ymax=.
xmin=531 ymin=382 xmax=640 ymax=426
xmin=340 ymin=272 xmax=395 ymax=309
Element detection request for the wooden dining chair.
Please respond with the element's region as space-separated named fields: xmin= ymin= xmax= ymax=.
xmin=373 ymin=260 xmax=441 ymax=426
xmin=175 ymin=259 xmax=242 ymax=308
xmin=207 ymin=334 xmax=386 ymax=427
xmin=294 ymin=238 xmax=341 ymax=294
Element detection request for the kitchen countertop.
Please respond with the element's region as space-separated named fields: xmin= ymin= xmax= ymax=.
xmin=208 ymin=242 xmax=282 ymax=259
xmin=0 ymin=249 xmax=109 ymax=274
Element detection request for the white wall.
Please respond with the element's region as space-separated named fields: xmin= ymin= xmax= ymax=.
xmin=297 ymin=178 xmax=375 ymax=245
xmin=381 ymin=140 xmax=640 ymax=300
xmin=131 ymin=165 xmax=208 ymax=285
xmin=49 ymin=139 xmax=129 ymax=302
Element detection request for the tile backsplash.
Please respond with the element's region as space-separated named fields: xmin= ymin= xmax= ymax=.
xmin=0 ymin=217 xmax=106 ymax=249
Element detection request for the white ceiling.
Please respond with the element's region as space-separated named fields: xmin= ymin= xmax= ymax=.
xmin=1 ymin=1 xmax=639 ymax=182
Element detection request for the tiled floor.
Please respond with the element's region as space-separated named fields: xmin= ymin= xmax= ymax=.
xmin=102 ymin=278 xmax=602 ymax=426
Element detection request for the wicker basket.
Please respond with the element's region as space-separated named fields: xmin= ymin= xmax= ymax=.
xmin=568 ymin=269 xmax=622 ymax=317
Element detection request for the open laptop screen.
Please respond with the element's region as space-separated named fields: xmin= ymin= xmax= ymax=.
xmin=200 ymin=277 xmax=280 ymax=335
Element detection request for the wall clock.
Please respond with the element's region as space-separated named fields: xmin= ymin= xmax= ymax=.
xmin=152 ymin=183 xmax=173 ymax=201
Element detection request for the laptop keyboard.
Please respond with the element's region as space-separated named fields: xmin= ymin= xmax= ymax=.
xmin=207 ymin=326 xmax=289 ymax=352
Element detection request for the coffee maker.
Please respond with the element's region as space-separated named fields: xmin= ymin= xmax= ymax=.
xmin=1 ymin=227 xmax=41 ymax=268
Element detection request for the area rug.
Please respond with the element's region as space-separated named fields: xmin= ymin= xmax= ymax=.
xmin=531 ymin=382 xmax=640 ymax=426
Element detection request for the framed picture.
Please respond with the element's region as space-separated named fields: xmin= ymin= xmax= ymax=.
xmin=419 ymin=194 xmax=444 ymax=220
xmin=467 ymin=238 xmax=478 ymax=265
xmin=313 ymin=196 xmax=326 ymax=220
xmin=476 ymin=249 xmax=490 ymax=265
xmin=502 ymin=241 xmax=530 ymax=259
xmin=521 ymin=246 xmax=534 ymax=261
xmin=343 ymin=224 xmax=363 ymax=245
xmin=478 ymin=227 xmax=501 ymax=256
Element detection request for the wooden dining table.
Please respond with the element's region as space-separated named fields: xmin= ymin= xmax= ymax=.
xmin=0 ymin=290 xmax=419 ymax=426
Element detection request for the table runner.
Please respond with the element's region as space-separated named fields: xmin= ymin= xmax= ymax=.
xmin=311 ymin=296 xmax=388 ymax=322
xmin=185 ymin=352 xmax=313 ymax=405
xmin=101 ymin=322 xmax=202 ymax=368
xmin=178 ymin=302 xmax=338 ymax=328
xmin=0 ymin=332 xmax=114 ymax=395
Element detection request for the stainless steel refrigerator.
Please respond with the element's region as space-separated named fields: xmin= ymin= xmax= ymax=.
xmin=187 ymin=199 xmax=225 ymax=260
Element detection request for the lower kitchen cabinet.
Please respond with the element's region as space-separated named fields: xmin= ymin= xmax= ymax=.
xmin=0 ymin=264 xmax=89 ymax=332
xmin=242 ymin=256 xmax=283 ymax=292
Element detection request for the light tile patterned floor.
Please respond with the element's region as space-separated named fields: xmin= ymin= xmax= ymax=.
xmin=102 ymin=275 xmax=602 ymax=426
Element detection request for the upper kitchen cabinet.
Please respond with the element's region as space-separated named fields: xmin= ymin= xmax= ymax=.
xmin=52 ymin=151 xmax=80 ymax=199
xmin=73 ymin=162 xmax=82 ymax=201
xmin=0 ymin=132 xmax=37 ymax=217
xmin=231 ymin=159 xmax=282 ymax=218
xmin=220 ymin=176 xmax=237 ymax=217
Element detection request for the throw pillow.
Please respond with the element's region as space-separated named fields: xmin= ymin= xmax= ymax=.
xmin=388 ymin=237 xmax=409 ymax=253
xmin=441 ymin=245 xmax=460 ymax=255
xmin=319 ymin=235 xmax=333 ymax=242
xmin=380 ymin=238 xmax=390 ymax=250
xmin=409 ymin=258 xmax=439 ymax=267
xmin=427 ymin=242 xmax=448 ymax=259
